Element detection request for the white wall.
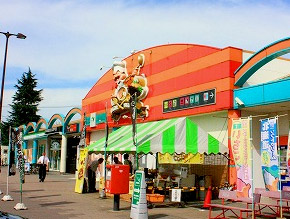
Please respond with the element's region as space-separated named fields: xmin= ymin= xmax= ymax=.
xmin=89 ymin=129 xmax=108 ymax=144
xmin=243 ymin=51 xmax=290 ymax=87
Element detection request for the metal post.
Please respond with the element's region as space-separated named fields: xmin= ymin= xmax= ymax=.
xmin=113 ymin=194 xmax=120 ymax=211
xmin=0 ymin=31 xmax=26 ymax=174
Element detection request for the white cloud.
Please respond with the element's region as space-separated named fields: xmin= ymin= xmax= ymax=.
xmin=1 ymin=0 xmax=290 ymax=81
xmin=0 ymin=0 xmax=290 ymax=123
xmin=2 ymin=87 xmax=88 ymax=122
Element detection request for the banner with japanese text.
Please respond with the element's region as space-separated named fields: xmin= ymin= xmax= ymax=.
xmin=75 ymin=148 xmax=88 ymax=193
xmin=231 ymin=118 xmax=252 ymax=198
xmin=260 ymin=118 xmax=279 ymax=191
xmin=287 ymin=127 xmax=290 ymax=176
xmin=158 ymin=153 xmax=204 ymax=164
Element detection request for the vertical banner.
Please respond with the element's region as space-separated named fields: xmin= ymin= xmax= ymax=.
xmin=79 ymin=116 xmax=86 ymax=147
xmin=75 ymin=148 xmax=88 ymax=193
xmin=15 ymin=128 xmax=24 ymax=184
xmin=231 ymin=118 xmax=252 ymax=197
xmin=260 ymin=118 xmax=279 ymax=191
xmin=287 ymin=127 xmax=290 ymax=176
xmin=8 ymin=128 xmax=16 ymax=176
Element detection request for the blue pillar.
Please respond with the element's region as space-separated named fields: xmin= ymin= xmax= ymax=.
xmin=32 ymin=140 xmax=38 ymax=164
xmin=23 ymin=140 xmax=28 ymax=149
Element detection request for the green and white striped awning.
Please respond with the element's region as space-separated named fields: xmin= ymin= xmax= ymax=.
xmin=86 ymin=117 xmax=228 ymax=154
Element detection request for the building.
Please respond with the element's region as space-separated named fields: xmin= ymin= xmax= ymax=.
xmin=83 ymin=38 xmax=290 ymax=193
xmin=21 ymin=108 xmax=81 ymax=174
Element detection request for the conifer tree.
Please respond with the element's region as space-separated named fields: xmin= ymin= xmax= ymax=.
xmin=8 ymin=68 xmax=43 ymax=127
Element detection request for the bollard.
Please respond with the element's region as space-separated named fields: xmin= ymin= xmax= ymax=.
xmin=113 ymin=194 xmax=120 ymax=211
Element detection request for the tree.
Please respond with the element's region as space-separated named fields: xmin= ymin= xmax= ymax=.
xmin=0 ymin=68 xmax=43 ymax=145
xmin=8 ymin=68 xmax=43 ymax=127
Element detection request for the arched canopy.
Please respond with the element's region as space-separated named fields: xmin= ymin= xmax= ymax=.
xmin=24 ymin=122 xmax=36 ymax=135
xmin=64 ymin=107 xmax=81 ymax=127
xmin=48 ymin=114 xmax=65 ymax=129
xmin=35 ymin=118 xmax=48 ymax=132
xmin=235 ymin=37 xmax=290 ymax=87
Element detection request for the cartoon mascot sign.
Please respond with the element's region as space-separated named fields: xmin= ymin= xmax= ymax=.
xmin=111 ymin=54 xmax=149 ymax=121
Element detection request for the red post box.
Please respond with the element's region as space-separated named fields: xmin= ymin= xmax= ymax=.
xmin=106 ymin=164 xmax=129 ymax=194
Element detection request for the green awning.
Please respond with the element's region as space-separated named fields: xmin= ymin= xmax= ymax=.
xmin=86 ymin=117 xmax=228 ymax=154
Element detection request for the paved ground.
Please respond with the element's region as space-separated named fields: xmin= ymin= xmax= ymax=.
xmin=0 ymin=166 xmax=212 ymax=219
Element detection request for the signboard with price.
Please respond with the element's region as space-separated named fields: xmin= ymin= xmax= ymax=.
xmin=163 ymin=88 xmax=216 ymax=113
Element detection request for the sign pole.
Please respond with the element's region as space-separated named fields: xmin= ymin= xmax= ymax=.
xmin=2 ymin=126 xmax=13 ymax=201
xmin=101 ymin=103 xmax=109 ymax=199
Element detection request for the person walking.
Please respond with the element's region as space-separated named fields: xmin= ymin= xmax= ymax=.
xmin=37 ymin=152 xmax=50 ymax=182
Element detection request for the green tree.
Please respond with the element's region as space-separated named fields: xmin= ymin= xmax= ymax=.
xmin=8 ymin=68 xmax=43 ymax=127
xmin=0 ymin=68 xmax=43 ymax=145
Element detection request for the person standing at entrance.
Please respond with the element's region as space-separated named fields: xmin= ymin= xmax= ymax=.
xmin=37 ymin=152 xmax=50 ymax=182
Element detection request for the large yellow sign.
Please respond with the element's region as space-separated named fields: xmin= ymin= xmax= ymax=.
xmin=75 ymin=148 xmax=88 ymax=193
xmin=158 ymin=153 xmax=204 ymax=164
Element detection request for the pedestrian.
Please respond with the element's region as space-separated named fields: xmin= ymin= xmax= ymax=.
xmin=123 ymin=153 xmax=133 ymax=174
xmin=113 ymin=156 xmax=122 ymax=164
xmin=87 ymin=158 xmax=104 ymax=193
xmin=37 ymin=152 xmax=50 ymax=182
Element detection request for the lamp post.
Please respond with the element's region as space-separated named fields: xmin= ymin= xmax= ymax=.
xmin=0 ymin=31 xmax=26 ymax=173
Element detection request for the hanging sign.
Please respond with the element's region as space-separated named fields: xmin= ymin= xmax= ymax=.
xmin=158 ymin=153 xmax=204 ymax=164
xmin=130 ymin=170 xmax=148 ymax=219
xmin=231 ymin=118 xmax=252 ymax=197
xmin=260 ymin=118 xmax=279 ymax=191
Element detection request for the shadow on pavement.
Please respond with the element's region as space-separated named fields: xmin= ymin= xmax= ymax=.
xmin=39 ymin=201 xmax=75 ymax=207
xmin=11 ymin=189 xmax=45 ymax=193
xmin=149 ymin=214 xmax=169 ymax=219
xmin=28 ymin=194 xmax=61 ymax=199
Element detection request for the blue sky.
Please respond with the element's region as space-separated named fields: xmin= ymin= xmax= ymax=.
xmin=0 ymin=0 xmax=290 ymax=120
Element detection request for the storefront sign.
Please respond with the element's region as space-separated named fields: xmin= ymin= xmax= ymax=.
xmin=163 ymin=88 xmax=216 ymax=113
xmin=158 ymin=153 xmax=204 ymax=164
xmin=90 ymin=112 xmax=96 ymax=127
xmin=231 ymin=118 xmax=252 ymax=197
xmin=260 ymin=118 xmax=279 ymax=191
xmin=75 ymin=148 xmax=88 ymax=193
xmin=45 ymin=127 xmax=61 ymax=134
xmin=66 ymin=124 xmax=79 ymax=133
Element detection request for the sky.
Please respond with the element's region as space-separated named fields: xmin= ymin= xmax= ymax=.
xmin=0 ymin=0 xmax=290 ymax=121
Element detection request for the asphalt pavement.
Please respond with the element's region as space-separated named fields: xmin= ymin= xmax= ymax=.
xmin=0 ymin=167 xmax=211 ymax=219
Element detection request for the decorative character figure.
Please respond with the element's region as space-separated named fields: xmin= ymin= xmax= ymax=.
xmin=111 ymin=54 xmax=149 ymax=121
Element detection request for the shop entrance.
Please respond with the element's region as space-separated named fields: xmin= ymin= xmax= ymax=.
xmin=50 ymin=149 xmax=61 ymax=171
xmin=66 ymin=137 xmax=79 ymax=174
xmin=50 ymin=140 xmax=61 ymax=171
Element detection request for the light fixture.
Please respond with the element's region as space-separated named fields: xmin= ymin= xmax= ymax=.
xmin=235 ymin=97 xmax=245 ymax=107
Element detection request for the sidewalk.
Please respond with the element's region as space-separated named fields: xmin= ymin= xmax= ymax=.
xmin=0 ymin=167 xmax=209 ymax=219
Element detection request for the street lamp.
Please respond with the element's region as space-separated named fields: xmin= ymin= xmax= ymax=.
xmin=0 ymin=31 xmax=26 ymax=172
